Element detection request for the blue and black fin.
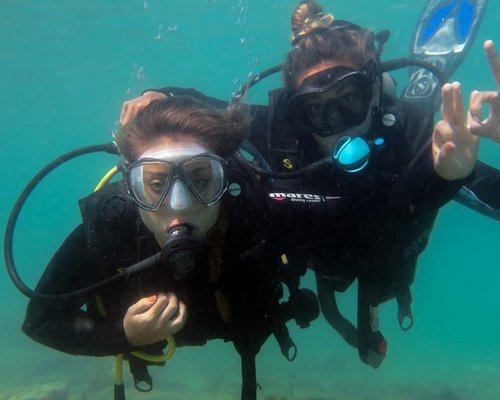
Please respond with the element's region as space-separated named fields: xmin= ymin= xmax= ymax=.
xmin=402 ymin=0 xmax=488 ymax=109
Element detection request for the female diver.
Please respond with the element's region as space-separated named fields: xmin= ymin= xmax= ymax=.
xmin=22 ymin=96 xmax=315 ymax=400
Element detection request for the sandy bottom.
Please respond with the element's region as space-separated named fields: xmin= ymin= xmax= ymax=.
xmin=2 ymin=324 xmax=499 ymax=400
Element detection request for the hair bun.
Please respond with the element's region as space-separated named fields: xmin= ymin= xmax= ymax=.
xmin=290 ymin=1 xmax=334 ymax=45
xmin=291 ymin=1 xmax=323 ymax=35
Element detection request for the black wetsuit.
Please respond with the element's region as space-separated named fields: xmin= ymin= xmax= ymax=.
xmin=150 ymin=86 xmax=500 ymax=366
xmin=22 ymin=163 xmax=293 ymax=400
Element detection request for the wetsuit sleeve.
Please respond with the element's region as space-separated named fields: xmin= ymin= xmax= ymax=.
xmin=22 ymin=225 xmax=131 ymax=356
xmin=454 ymin=161 xmax=500 ymax=220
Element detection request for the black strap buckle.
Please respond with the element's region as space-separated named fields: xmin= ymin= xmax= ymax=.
xmin=128 ymin=357 xmax=153 ymax=392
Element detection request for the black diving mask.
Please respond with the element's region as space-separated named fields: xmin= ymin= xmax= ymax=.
xmin=288 ymin=66 xmax=375 ymax=137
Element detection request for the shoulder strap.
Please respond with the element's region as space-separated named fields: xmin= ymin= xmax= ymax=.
xmin=267 ymin=89 xmax=305 ymax=173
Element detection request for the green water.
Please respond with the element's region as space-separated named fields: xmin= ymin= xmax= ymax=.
xmin=1 ymin=1 xmax=500 ymax=399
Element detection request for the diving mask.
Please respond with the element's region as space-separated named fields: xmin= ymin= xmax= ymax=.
xmin=125 ymin=150 xmax=227 ymax=211
xmin=289 ymin=66 xmax=375 ymax=137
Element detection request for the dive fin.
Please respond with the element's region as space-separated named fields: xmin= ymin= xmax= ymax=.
xmin=402 ymin=0 xmax=488 ymax=109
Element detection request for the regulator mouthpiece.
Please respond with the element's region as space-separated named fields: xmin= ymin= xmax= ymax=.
xmin=163 ymin=225 xmax=205 ymax=281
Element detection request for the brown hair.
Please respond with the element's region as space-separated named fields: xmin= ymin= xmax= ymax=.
xmin=115 ymin=96 xmax=250 ymax=162
xmin=284 ymin=0 xmax=380 ymax=90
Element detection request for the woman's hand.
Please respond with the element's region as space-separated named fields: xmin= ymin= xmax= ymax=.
xmin=433 ymin=82 xmax=479 ymax=180
xmin=123 ymin=292 xmax=187 ymax=346
xmin=120 ymin=91 xmax=168 ymax=125
xmin=469 ymin=40 xmax=500 ymax=143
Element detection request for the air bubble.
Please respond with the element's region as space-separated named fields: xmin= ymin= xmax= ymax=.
xmin=154 ymin=25 xmax=163 ymax=40
xmin=132 ymin=65 xmax=146 ymax=80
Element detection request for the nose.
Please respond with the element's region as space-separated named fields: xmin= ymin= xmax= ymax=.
xmin=167 ymin=179 xmax=195 ymax=210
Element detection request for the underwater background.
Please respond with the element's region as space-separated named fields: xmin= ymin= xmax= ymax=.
xmin=1 ymin=0 xmax=500 ymax=399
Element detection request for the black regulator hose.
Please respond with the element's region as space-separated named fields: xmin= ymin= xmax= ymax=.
xmin=232 ymin=64 xmax=283 ymax=103
xmin=380 ymin=58 xmax=448 ymax=86
xmin=232 ymin=58 xmax=447 ymax=106
xmin=21 ymin=251 xmax=162 ymax=301
xmin=1 ymin=142 xmax=162 ymax=300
